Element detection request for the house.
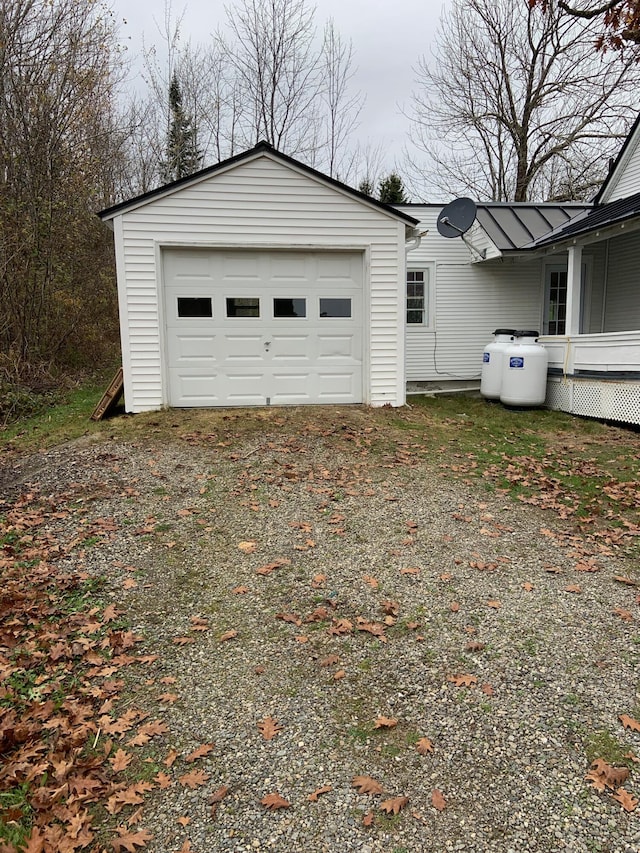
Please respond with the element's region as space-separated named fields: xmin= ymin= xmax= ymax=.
xmin=100 ymin=120 xmax=640 ymax=424
xmin=99 ymin=143 xmax=418 ymax=411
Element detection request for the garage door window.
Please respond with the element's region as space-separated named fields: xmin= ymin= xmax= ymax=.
xmin=177 ymin=297 xmax=212 ymax=318
xmin=320 ymin=298 xmax=351 ymax=318
xmin=226 ymin=297 xmax=260 ymax=318
xmin=273 ymin=298 xmax=306 ymax=318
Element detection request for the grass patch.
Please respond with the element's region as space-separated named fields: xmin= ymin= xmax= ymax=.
xmin=584 ymin=729 xmax=634 ymax=766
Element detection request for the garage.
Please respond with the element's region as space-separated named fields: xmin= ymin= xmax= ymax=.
xmin=164 ymin=248 xmax=363 ymax=406
xmin=99 ymin=141 xmax=417 ymax=413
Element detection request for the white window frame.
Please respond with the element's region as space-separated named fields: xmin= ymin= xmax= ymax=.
xmin=406 ymin=264 xmax=434 ymax=330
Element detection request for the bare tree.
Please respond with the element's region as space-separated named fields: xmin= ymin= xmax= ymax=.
xmin=408 ymin=0 xmax=640 ymax=202
xmin=534 ymin=0 xmax=640 ymax=50
xmin=0 ymin=0 xmax=123 ymax=377
xmin=223 ymin=0 xmax=323 ymax=155
xmin=318 ymin=19 xmax=361 ymax=178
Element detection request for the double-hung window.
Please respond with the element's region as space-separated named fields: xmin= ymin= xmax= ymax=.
xmin=406 ymin=270 xmax=428 ymax=325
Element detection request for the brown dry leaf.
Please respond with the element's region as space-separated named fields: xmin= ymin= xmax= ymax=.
xmin=176 ymin=817 xmax=190 ymax=827
xmin=588 ymin=758 xmax=630 ymax=790
xmin=295 ymin=635 xmax=309 ymax=643
xmin=381 ymin=600 xmax=399 ymax=617
xmin=110 ymin=748 xmax=133 ymax=772
xmin=158 ymin=692 xmax=179 ymax=704
xmin=620 ymin=714 xmax=640 ymax=732
xmin=255 ymin=558 xmax=291 ymax=575
xmin=257 ymin=716 xmax=283 ymax=740
xmin=522 ymin=581 xmax=534 ymax=591
xmin=380 ymin=796 xmax=409 ymax=815
xmin=374 ymin=716 xmax=398 ymax=729
xmin=276 ymin=612 xmax=302 ymax=626
xmin=173 ymin=636 xmax=195 ymax=646
xmin=487 ymin=599 xmax=502 ymax=609
xmin=614 ymin=575 xmax=638 ymax=587
xmin=111 ymin=828 xmax=153 ymax=852
xmin=400 ymin=567 xmax=420 ymax=576
xmin=328 ymin=618 xmax=353 ymax=636
xmin=308 ymin=784 xmax=332 ymax=802
xmin=363 ymin=575 xmax=379 ymax=589
xmin=320 ymin=654 xmax=340 ymax=668
xmin=219 ymin=629 xmax=238 ymax=642
xmin=185 ymin=743 xmax=215 ymax=762
xmin=614 ymin=607 xmax=633 ymax=622
xmin=210 ymin=785 xmax=230 ymax=805
xmin=448 ymin=673 xmax=477 ymax=687
xmin=122 ymin=578 xmax=138 ymax=590
xmin=238 ymin=540 xmax=257 ymax=553
xmin=481 ymin=683 xmax=494 ymax=696
xmin=261 ymin=792 xmax=290 ymax=810
xmin=416 ymin=737 xmax=434 ymax=755
xmin=613 ymin=787 xmax=638 ymax=812
xmin=362 ymin=809 xmax=375 ymax=826
xmin=178 ymin=769 xmax=210 ymax=789
xmin=164 ymin=748 xmax=179 ymax=767
xmin=154 ymin=772 xmax=172 ymax=789
xmin=449 ymin=601 xmax=460 ymax=612
xmin=176 ymin=841 xmax=194 ymax=853
xmin=431 ymin=789 xmax=447 ymax=811
xmin=311 ymin=574 xmax=327 ymax=588
xmin=333 ymin=669 xmax=346 ymax=681
xmin=564 ymin=584 xmax=582 ymax=594
xmin=465 ymin=641 xmax=485 ymax=652
xmin=232 ymin=585 xmax=250 ymax=594
xmin=352 ymin=775 xmax=384 ymax=795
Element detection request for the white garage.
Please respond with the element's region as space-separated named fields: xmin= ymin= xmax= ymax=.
xmin=99 ymin=143 xmax=417 ymax=412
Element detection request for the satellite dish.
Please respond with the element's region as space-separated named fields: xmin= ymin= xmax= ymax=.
xmin=437 ymin=197 xmax=477 ymax=239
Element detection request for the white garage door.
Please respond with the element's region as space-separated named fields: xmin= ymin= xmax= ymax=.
xmin=164 ymin=249 xmax=364 ymax=407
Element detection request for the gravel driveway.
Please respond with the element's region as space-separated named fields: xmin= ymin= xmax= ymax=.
xmin=2 ymin=405 xmax=639 ymax=852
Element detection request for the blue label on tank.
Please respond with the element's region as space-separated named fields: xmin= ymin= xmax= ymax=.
xmin=509 ymin=356 xmax=525 ymax=368
xmin=483 ymin=352 xmax=490 ymax=363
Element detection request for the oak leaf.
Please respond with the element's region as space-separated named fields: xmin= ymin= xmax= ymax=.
xmin=362 ymin=809 xmax=375 ymax=826
xmin=352 ymin=775 xmax=384 ymax=795
xmin=487 ymin=600 xmax=502 ymax=609
xmin=308 ymin=784 xmax=332 ymax=802
xmin=111 ymin=827 xmax=153 ymax=852
xmin=110 ymin=749 xmax=132 ymax=772
xmin=613 ymin=787 xmax=638 ymax=812
xmin=431 ymin=789 xmax=447 ymax=811
xmin=320 ymin=654 xmax=340 ymax=668
xmin=380 ymin=796 xmax=409 ymax=815
xmin=178 ymin=769 xmax=210 ymax=789
xmin=333 ymin=669 xmax=346 ymax=681
xmin=614 ymin=575 xmax=638 ymax=586
xmin=261 ymin=792 xmax=290 ymax=810
xmin=374 ymin=716 xmax=398 ymax=729
xmin=587 ymin=758 xmax=629 ymax=790
xmin=257 ymin=716 xmax=283 ymax=740
xmin=620 ymin=714 xmax=640 ymax=732
xmin=416 ymin=737 xmax=434 ymax=755
xmin=219 ymin=629 xmax=238 ymax=642
xmin=275 ymin=612 xmax=301 ymax=626
xmin=186 ymin=743 xmax=214 ymax=762
xmin=154 ymin=772 xmax=172 ymax=789
xmin=448 ymin=673 xmax=477 ymax=687
xmin=564 ymin=584 xmax=582 ymax=594
xmin=614 ymin=607 xmax=633 ymax=621
xmin=522 ymin=581 xmax=534 ymax=591
xmin=232 ymin=585 xmax=250 ymax=594
xmin=237 ymin=540 xmax=257 ymax=553
xmin=328 ymin=618 xmax=353 ymax=636
xmin=363 ymin=575 xmax=379 ymax=589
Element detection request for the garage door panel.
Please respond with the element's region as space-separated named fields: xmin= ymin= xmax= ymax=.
xmin=164 ymin=248 xmax=363 ymax=407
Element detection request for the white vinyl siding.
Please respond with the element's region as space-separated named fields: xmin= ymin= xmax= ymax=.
xmin=602 ymin=135 xmax=640 ymax=203
xmin=399 ymin=206 xmax=544 ymax=383
xmin=604 ymin=232 xmax=640 ymax=331
xmin=112 ymin=153 xmax=408 ymax=411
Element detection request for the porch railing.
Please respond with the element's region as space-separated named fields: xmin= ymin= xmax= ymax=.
xmin=538 ymin=331 xmax=640 ymax=376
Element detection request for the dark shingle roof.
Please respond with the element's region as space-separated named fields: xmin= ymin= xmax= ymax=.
xmin=528 ymin=190 xmax=640 ymax=248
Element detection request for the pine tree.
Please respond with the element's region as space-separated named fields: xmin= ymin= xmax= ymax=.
xmin=378 ymin=172 xmax=408 ymax=203
xmin=358 ymin=178 xmax=374 ymax=196
xmin=162 ymin=74 xmax=201 ymax=183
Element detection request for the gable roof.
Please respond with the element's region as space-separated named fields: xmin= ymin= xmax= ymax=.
xmin=98 ymin=141 xmax=419 ymax=226
xmin=593 ymin=112 xmax=640 ymax=205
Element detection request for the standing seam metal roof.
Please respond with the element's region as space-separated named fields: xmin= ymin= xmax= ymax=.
xmin=474 ymin=203 xmax=591 ymax=251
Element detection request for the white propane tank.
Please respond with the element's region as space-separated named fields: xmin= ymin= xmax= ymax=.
xmin=480 ymin=329 xmax=517 ymax=400
xmin=500 ymin=331 xmax=549 ymax=407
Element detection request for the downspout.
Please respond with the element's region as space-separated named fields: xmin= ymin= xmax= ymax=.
xmin=601 ymin=239 xmax=610 ymax=332
xmin=405 ymin=230 xmax=429 ymax=254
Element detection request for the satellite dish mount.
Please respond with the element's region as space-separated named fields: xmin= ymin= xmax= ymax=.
xmin=437 ymin=197 xmax=486 ymax=259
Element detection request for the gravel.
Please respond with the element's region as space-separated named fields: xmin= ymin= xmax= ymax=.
xmin=3 ymin=409 xmax=640 ymax=853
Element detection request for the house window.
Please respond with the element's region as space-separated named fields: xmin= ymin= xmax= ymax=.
xmin=407 ymin=270 xmax=427 ymax=325
xmin=226 ymin=297 xmax=260 ymax=318
xmin=546 ymin=269 xmax=567 ymax=335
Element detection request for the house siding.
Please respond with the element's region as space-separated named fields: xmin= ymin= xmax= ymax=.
xmin=398 ymin=207 xmax=543 ymax=383
xmin=115 ymin=154 xmax=408 ymax=411
xmin=604 ymin=231 xmax=640 ymax=332
xmin=603 ymin=136 xmax=640 ymax=203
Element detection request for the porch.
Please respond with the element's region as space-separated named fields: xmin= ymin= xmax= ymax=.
xmin=539 ymin=331 xmax=640 ymax=425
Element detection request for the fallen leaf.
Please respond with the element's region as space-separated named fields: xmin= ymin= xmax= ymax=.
xmin=219 ymin=629 xmax=238 ymax=642
xmin=380 ymin=795 xmax=409 ymax=815
xmin=613 ymin=787 xmax=638 ymax=812
xmin=110 ymin=748 xmax=133 ymax=772
xmin=431 ymin=789 xmax=447 ymax=811
xmin=308 ymin=784 xmax=332 ymax=802
xmin=232 ymin=585 xmax=250 ymax=594
xmin=374 ymin=716 xmax=398 ymax=729
xmin=363 ymin=575 xmax=379 ymax=589
xmin=178 ymin=769 xmax=210 ymax=789
xmin=400 ymin=567 xmax=420 ymax=576
xmin=522 ymin=581 xmax=534 ymax=591
xmin=257 ymin=716 xmax=283 ymax=740
xmin=333 ymin=669 xmax=346 ymax=681
xmin=620 ymin=714 xmax=640 ymax=732
xmin=185 ymin=743 xmax=214 ymax=762
xmin=352 ymin=775 xmax=384 ymax=795
xmin=122 ymin=578 xmax=138 ymax=590
xmin=320 ymin=654 xmax=340 ymax=667
xmin=177 ymin=816 xmax=190 ymax=827
xmin=613 ymin=575 xmax=638 ymax=586
xmin=416 ymin=737 xmax=434 ymax=755
xmin=587 ymin=758 xmax=629 ymax=790
xmin=362 ymin=809 xmax=375 ymax=826
xmin=238 ymin=540 xmax=257 ymax=553
xmin=487 ymin=599 xmax=502 ymax=609
xmin=449 ymin=601 xmax=460 ymax=612
xmin=564 ymin=584 xmax=582 ymax=594
xmin=111 ymin=828 xmax=153 ymax=852
xmin=465 ymin=641 xmax=485 ymax=652
xmin=448 ymin=673 xmax=477 ymax=687
xmin=614 ymin=607 xmax=633 ymax=622
xmin=261 ymin=792 xmax=290 ymax=810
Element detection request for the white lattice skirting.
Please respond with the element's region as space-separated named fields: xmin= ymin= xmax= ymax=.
xmin=546 ymin=377 xmax=640 ymax=425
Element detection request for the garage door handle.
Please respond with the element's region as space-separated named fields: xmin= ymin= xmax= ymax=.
xmin=264 ymin=341 xmax=271 ymax=351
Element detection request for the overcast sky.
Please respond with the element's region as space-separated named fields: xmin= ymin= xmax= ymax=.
xmin=111 ymin=0 xmax=450 ymax=173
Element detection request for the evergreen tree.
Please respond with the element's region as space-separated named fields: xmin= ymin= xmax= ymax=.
xmin=162 ymin=74 xmax=201 ymax=183
xmin=358 ymin=178 xmax=374 ymax=196
xmin=378 ymin=172 xmax=408 ymax=203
